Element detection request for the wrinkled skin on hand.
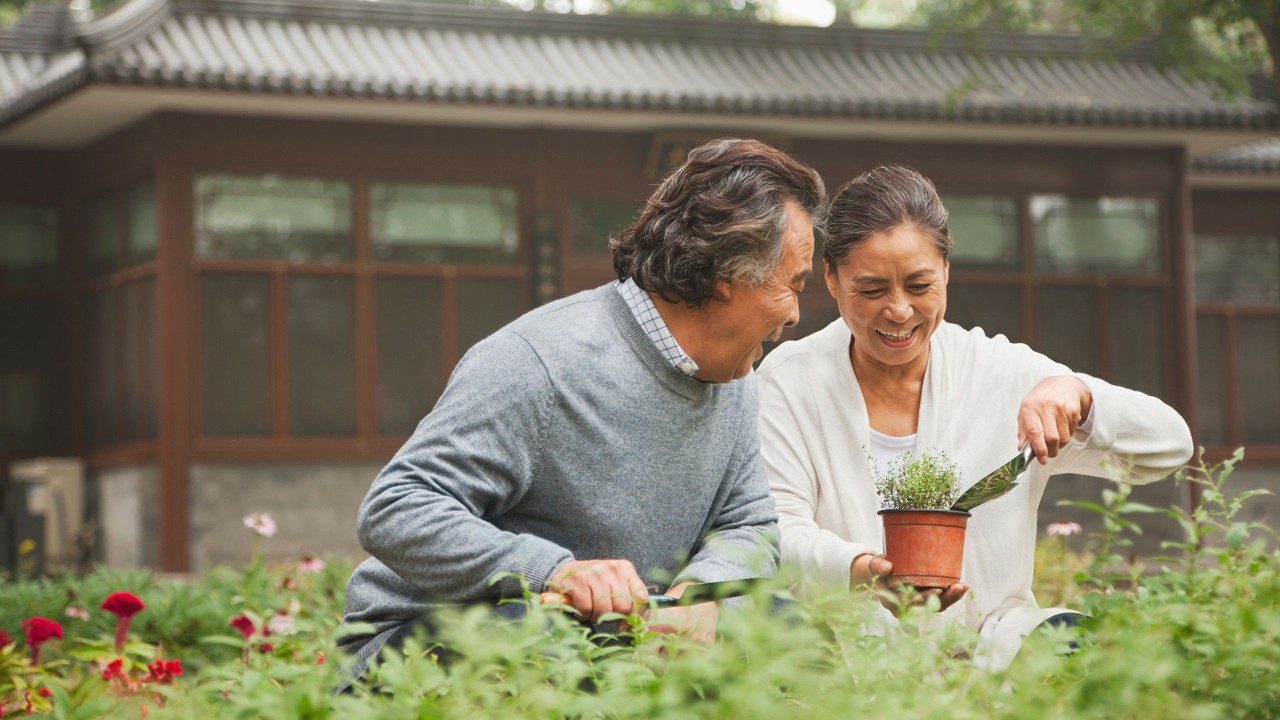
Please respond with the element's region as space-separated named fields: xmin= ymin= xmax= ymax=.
xmin=547 ymin=558 xmax=649 ymax=623
xmin=1018 ymin=375 xmax=1093 ymax=465
xmin=850 ymin=553 xmax=968 ymax=616
xmin=544 ymin=564 xmax=718 ymax=644
xmin=647 ymin=582 xmax=718 ymax=646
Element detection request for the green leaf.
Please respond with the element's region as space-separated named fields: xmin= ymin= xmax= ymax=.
xmin=1225 ymin=522 xmax=1249 ymax=549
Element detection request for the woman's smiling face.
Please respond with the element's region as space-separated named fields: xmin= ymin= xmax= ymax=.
xmin=825 ymin=225 xmax=949 ymax=372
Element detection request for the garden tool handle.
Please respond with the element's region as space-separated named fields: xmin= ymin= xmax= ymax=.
xmin=536 ymin=592 xmax=679 ymax=609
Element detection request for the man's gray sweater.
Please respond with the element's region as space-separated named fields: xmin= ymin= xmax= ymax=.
xmin=340 ymin=284 xmax=779 ymax=665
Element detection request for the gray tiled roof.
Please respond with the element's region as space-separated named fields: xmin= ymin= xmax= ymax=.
xmin=1192 ymin=137 xmax=1280 ymax=173
xmin=2 ymin=0 xmax=1277 ymax=130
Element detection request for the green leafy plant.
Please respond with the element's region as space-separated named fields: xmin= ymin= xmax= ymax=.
xmin=874 ymin=448 xmax=963 ymax=510
xmin=1 ymin=456 xmax=1279 ymax=718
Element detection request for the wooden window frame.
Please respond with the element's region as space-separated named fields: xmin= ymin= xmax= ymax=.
xmin=82 ymin=181 xmax=160 ymax=467
xmin=190 ymin=173 xmax=532 ymax=461
xmin=1194 ymin=285 xmax=1280 ymax=463
xmin=947 ymin=192 xmax=1177 ymax=399
xmin=1191 ymin=189 xmax=1280 ymax=463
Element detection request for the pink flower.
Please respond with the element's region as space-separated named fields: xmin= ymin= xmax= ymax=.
xmin=229 ymin=615 xmax=257 ymax=640
xmin=65 ymin=607 xmax=90 ymax=621
xmin=101 ymin=592 xmax=146 ymax=653
xmin=21 ymin=617 xmax=62 ymax=665
xmin=242 ymin=513 xmax=277 ymax=538
xmin=267 ymin=613 xmax=296 ymax=636
xmin=1046 ymin=521 xmax=1083 ymax=537
xmin=296 ymin=556 xmax=326 ymax=574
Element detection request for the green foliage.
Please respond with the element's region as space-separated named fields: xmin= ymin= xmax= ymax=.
xmin=910 ymin=0 xmax=1277 ymax=94
xmin=873 ymin=448 xmax=962 ymax=510
xmin=2 ymin=456 xmax=1279 ymax=717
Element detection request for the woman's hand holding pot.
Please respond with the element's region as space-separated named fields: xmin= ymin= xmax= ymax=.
xmin=851 ymin=552 xmax=968 ymax=615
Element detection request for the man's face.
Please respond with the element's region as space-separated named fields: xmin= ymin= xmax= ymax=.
xmin=697 ymin=202 xmax=815 ymax=383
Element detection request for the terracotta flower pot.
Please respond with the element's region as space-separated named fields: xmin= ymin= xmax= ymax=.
xmin=877 ymin=508 xmax=970 ymax=589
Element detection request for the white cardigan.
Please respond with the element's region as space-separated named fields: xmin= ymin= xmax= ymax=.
xmin=757 ymin=319 xmax=1193 ymax=670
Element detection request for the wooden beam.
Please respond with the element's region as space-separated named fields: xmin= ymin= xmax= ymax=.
xmin=154 ymin=116 xmax=192 ymax=572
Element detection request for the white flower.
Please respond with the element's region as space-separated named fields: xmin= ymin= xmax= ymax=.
xmin=242 ymin=513 xmax=277 ymax=538
xmin=1046 ymin=520 xmax=1083 ymax=537
xmin=65 ymin=607 xmax=90 ymax=621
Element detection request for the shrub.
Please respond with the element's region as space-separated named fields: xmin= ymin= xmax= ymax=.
xmin=1 ymin=454 xmax=1277 ymax=718
xmin=873 ymin=448 xmax=962 ymax=510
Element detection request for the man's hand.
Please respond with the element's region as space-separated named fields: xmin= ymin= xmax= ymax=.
xmin=1018 ymin=375 xmax=1093 ymax=465
xmin=647 ymin=582 xmax=718 ymax=645
xmin=850 ymin=553 xmax=967 ymax=614
xmin=546 ymin=559 xmax=649 ymax=623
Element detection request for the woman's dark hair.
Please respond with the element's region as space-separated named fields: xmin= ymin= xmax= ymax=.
xmin=610 ymin=138 xmax=827 ymax=306
xmin=824 ymin=165 xmax=952 ymax=269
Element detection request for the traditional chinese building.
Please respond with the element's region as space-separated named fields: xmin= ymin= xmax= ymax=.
xmin=1 ymin=0 xmax=1277 ymax=572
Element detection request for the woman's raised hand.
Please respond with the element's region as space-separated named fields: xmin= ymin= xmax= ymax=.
xmin=1017 ymin=376 xmax=1093 ymax=465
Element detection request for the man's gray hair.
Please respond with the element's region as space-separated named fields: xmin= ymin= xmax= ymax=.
xmin=610 ymin=138 xmax=827 ymax=306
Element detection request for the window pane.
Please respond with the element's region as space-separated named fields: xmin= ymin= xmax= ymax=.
xmin=946 ymin=284 xmax=1023 ymax=344
xmin=140 ymin=278 xmax=158 ymax=438
xmin=376 ymin=278 xmax=443 ymax=435
xmin=1107 ymin=287 xmax=1169 ymax=401
xmin=128 ymin=183 xmax=157 ymax=265
xmin=119 ymin=279 xmax=157 ymax=442
xmin=570 ymin=200 xmax=638 ymax=254
xmin=456 ymin=279 xmax=523 ymax=358
xmin=0 ymin=298 xmax=57 ymax=455
xmin=1031 ymin=196 xmax=1160 ymax=273
xmin=1194 ymin=235 xmax=1280 ymax=304
xmin=120 ymin=281 xmax=144 ymax=443
xmin=1237 ymin=316 xmax=1280 ymax=445
xmin=195 ymin=175 xmax=352 ymax=261
xmin=201 ymin=274 xmax=272 ymax=436
xmin=371 ymin=183 xmax=519 ymax=264
xmin=1196 ymin=314 xmax=1227 ymax=445
xmin=85 ymin=289 xmax=117 ymax=447
xmin=0 ymin=205 xmax=58 ymax=285
xmin=1036 ymin=286 xmax=1097 ymax=375
xmin=287 ymin=276 xmax=355 ymax=436
xmin=942 ymin=196 xmax=1018 ymax=269
xmin=88 ymin=197 xmax=119 ymax=276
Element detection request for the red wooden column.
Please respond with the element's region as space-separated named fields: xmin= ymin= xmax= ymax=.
xmin=1171 ymin=146 xmax=1201 ymax=512
xmin=154 ymin=115 xmax=192 ymax=572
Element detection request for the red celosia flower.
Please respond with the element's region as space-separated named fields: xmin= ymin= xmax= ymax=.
xmin=101 ymin=592 xmax=145 ymax=618
xmin=146 ymin=659 xmax=183 ymax=684
xmin=101 ymin=592 xmax=146 ymax=654
xmin=103 ymin=658 xmax=125 ymax=681
xmin=21 ymin=617 xmax=62 ymax=665
xmin=0 ymin=629 xmax=12 ymax=648
xmin=258 ymin=643 xmax=274 ymax=653
xmin=229 ymin=615 xmax=256 ymax=640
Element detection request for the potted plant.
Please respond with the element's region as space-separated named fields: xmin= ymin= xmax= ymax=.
xmin=874 ymin=449 xmax=968 ymax=590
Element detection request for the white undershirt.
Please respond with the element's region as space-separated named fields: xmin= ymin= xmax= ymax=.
xmin=868 ymin=428 xmax=917 ymax=480
xmin=867 ymin=404 xmax=1098 ymax=482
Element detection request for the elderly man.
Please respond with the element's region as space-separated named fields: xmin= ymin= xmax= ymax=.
xmin=338 ymin=138 xmax=826 ymax=677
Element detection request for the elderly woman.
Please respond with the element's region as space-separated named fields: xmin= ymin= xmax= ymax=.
xmin=757 ymin=165 xmax=1193 ymax=671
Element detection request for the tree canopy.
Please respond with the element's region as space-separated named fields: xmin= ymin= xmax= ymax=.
xmin=901 ymin=0 xmax=1278 ymax=96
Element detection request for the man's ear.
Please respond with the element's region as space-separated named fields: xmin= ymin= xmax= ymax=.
xmin=711 ymin=279 xmax=733 ymax=303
